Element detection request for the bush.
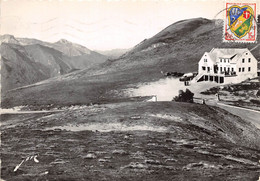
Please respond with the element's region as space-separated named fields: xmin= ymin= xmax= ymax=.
xmin=256 ymin=90 xmax=260 ymax=97
xmin=201 ymin=87 xmax=219 ymax=95
xmin=173 ymin=89 xmax=194 ymax=103
xmin=250 ymin=99 xmax=260 ymax=105
xmin=233 ymin=92 xmax=239 ymax=96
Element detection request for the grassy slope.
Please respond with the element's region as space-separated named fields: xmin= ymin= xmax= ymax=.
xmin=2 ymin=67 xmax=160 ymax=107
xmin=1 ymin=102 xmax=260 ymax=180
xmin=105 ymin=18 xmax=259 ymax=73
xmin=2 ymin=18 xmax=260 ymax=107
xmin=65 ymin=51 xmax=108 ymax=70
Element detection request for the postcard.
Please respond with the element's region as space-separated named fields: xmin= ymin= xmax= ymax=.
xmin=1 ymin=0 xmax=260 ymax=180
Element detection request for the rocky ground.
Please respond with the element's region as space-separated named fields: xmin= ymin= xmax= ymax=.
xmin=1 ymin=102 xmax=260 ymax=181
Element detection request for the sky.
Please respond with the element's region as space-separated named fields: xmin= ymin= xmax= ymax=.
xmin=0 ymin=0 xmax=258 ymax=50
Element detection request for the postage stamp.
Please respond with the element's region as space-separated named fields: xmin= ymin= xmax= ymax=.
xmin=224 ymin=2 xmax=257 ymax=43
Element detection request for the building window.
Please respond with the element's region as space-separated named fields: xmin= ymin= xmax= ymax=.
xmin=242 ymin=58 xmax=245 ymax=63
xmin=220 ymin=67 xmax=222 ymax=72
xmin=202 ymin=66 xmax=206 ymax=70
xmin=231 ymin=68 xmax=234 ymax=72
xmin=239 ymin=68 xmax=241 ymax=72
xmin=248 ymin=58 xmax=251 ymax=63
xmin=248 ymin=67 xmax=251 ymax=72
xmin=224 ymin=59 xmax=226 ymax=63
xmin=204 ymin=59 xmax=207 ymax=62
xmin=246 ymin=53 xmax=248 ymax=55
xmin=242 ymin=67 xmax=245 ymax=72
xmin=207 ymin=67 xmax=210 ymax=72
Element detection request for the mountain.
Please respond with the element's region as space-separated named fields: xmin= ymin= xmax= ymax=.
xmin=2 ymin=17 xmax=260 ymax=107
xmin=52 ymin=39 xmax=91 ymax=56
xmin=96 ymin=48 xmax=131 ymax=58
xmin=17 ymin=37 xmax=46 ymax=46
xmin=50 ymin=39 xmax=108 ymax=69
xmin=18 ymin=37 xmax=108 ymax=69
xmin=0 ymin=34 xmax=20 ymax=45
xmin=0 ymin=43 xmax=49 ymax=92
xmin=23 ymin=44 xmax=74 ymax=77
xmin=103 ymin=17 xmax=260 ymax=73
xmin=0 ymin=35 xmax=109 ymax=93
xmin=0 ymin=36 xmax=75 ymax=92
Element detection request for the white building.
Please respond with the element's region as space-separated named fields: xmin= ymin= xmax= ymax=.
xmin=195 ymin=48 xmax=258 ymax=84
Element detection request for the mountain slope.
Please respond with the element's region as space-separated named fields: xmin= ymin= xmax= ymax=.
xmin=96 ymin=48 xmax=130 ymax=58
xmin=51 ymin=39 xmax=108 ymax=69
xmin=24 ymin=44 xmax=74 ymax=77
xmin=0 ymin=35 xmax=109 ymax=93
xmin=0 ymin=40 xmax=76 ymax=92
xmin=63 ymin=51 xmax=109 ymax=69
xmin=18 ymin=37 xmax=108 ymax=69
xmin=0 ymin=43 xmax=49 ymax=92
xmin=102 ymin=17 xmax=259 ymax=73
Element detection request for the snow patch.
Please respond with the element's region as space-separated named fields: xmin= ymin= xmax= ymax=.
xmin=126 ymin=77 xmax=224 ymax=101
xmin=126 ymin=78 xmax=184 ymax=101
xmin=141 ymin=42 xmax=167 ymax=52
xmin=46 ymin=123 xmax=167 ymax=132
xmin=150 ymin=113 xmax=183 ymax=122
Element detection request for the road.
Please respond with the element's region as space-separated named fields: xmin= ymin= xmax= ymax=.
xmin=205 ymin=99 xmax=260 ymax=129
xmin=216 ymin=103 xmax=260 ymax=129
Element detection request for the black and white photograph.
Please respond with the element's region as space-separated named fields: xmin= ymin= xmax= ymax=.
xmin=1 ymin=0 xmax=260 ymax=180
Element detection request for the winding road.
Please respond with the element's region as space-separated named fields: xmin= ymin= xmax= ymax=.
xmin=205 ymin=99 xmax=260 ymax=129
xmin=216 ymin=103 xmax=260 ymax=129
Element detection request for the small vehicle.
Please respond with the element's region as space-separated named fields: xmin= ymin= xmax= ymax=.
xmin=179 ymin=72 xmax=195 ymax=81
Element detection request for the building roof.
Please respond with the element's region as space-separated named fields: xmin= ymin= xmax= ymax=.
xmin=207 ymin=48 xmax=249 ymax=63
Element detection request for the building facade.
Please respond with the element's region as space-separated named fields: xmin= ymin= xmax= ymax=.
xmin=195 ymin=48 xmax=258 ymax=84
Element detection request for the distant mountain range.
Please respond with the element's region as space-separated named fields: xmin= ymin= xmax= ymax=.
xmin=18 ymin=37 xmax=92 ymax=57
xmin=96 ymin=48 xmax=131 ymax=58
xmin=0 ymin=35 xmax=108 ymax=92
xmin=2 ymin=16 xmax=260 ymax=107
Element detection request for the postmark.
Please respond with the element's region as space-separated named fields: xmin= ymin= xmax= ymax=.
xmin=224 ymin=2 xmax=257 ymax=43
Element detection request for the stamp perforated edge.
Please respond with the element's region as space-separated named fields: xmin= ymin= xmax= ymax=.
xmin=222 ymin=0 xmax=258 ymax=44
